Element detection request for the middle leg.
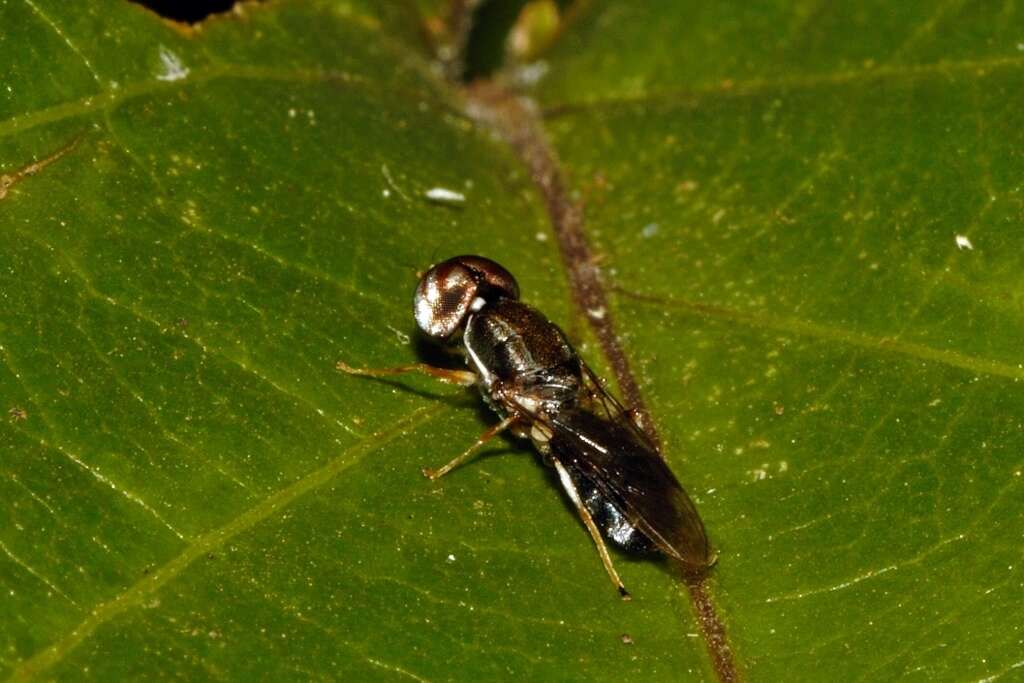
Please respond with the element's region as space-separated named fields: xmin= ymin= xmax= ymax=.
xmin=423 ymin=415 xmax=519 ymax=480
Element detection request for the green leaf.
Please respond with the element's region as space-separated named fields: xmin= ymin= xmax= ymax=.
xmin=2 ymin=1 xmax=1021 ymax=681
xmin=533 ymin=2 xmax=1024 ymax=680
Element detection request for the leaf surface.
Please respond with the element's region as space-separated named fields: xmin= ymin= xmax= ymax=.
xmin=2 ymin=1 xmax=1022 ymax=681
xmin=535 ymin=2 xmax=1024 ymax=680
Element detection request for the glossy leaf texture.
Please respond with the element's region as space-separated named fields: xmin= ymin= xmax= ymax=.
xmin=535 ymin=2 xmax=1024 ymax=680
xmin=1 ymin=1 xmax=1021 ymax=681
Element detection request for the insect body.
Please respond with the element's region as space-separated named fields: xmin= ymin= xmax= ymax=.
xmin=338 ymin=255 xmax=711 ymax=597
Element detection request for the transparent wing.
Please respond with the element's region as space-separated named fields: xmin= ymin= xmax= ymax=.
xmin=511 ymin=356 xmax=657 ymax=449
xmin=576 ymin=360 xmax=658 ymax=450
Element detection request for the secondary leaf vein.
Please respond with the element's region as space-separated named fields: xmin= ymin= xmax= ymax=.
xmin=614 ymin=286 xmax=1024 ymax=382
xmin=5 ymin=404 xmax=445 ymax=682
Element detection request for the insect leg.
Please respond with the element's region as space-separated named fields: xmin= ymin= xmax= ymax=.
xmin=551 ymin=459 xmax=632 ymax=600
xmin=423 ymin=415 xmax=518 ymax=480
xmin=336 ymin=360 xmax=476 ymax=386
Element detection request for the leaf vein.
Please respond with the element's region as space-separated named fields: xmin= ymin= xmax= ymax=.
xmin=614 ymin=287 xmax=1024 ymax=381
xmin=5 ymin=404 xmax=445 ymax=682
xmin=0 ymin=539 xmax=79 ymax=608
xmin=8 ymin=225 xmax=348 ymax=437
xmin=0 ymin=342 xmax=188 ymax=541
xmin=22 ymin=0 xmax=103 ymax=88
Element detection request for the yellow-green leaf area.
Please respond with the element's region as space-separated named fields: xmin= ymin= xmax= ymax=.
xmin=532 ymin=2 xmax=1024 ymax=680
xmin=2 ymin=1 xmax=712 ymax=681
xmin=7 ymin=1 xmax=1024 ymax=681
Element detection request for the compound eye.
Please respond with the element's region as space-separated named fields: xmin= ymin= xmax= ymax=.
xmin=450 ymin=255 xmax=519 ymax=301
xmin=413 ymin=255 xmax=519 ymax=340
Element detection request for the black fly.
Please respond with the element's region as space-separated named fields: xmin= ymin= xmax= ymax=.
xmin=338 ymin=255 xmax=711 ymax=598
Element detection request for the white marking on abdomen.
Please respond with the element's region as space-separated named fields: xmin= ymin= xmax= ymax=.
xmin=553 ymin=460 xmax=582 ymax=506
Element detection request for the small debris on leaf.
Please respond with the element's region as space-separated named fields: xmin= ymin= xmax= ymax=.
xmin=424 ymin=187 xmax=466 ymax=205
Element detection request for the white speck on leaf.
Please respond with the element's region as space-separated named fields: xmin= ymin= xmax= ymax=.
xmin=425 ymin=187 xmax=466 ymax=204
xmin=156 ymin=46 xmax=189 ymax=82
xmin=641 ymin=222 xmax=659 ymax=238
xmin=955 ymin=234 xmax=973 ymax=250
xmin=749 ymin=462 xmax=778 ymax=482
xmin=446 ymin=554 xmax=456 ymax=563
xmin=587 ymin=306 xmax=606 ymax=320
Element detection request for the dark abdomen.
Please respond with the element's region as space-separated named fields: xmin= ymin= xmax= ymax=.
xmin=572 ymin=467 xmax=655 ymax=554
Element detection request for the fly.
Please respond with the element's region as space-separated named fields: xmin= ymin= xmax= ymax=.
xmin=337 ymin=255 xmax=712 ymax=598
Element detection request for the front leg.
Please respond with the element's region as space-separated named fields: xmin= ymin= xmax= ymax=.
xmin=336 ymin=360 xmax=476 ymax=387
